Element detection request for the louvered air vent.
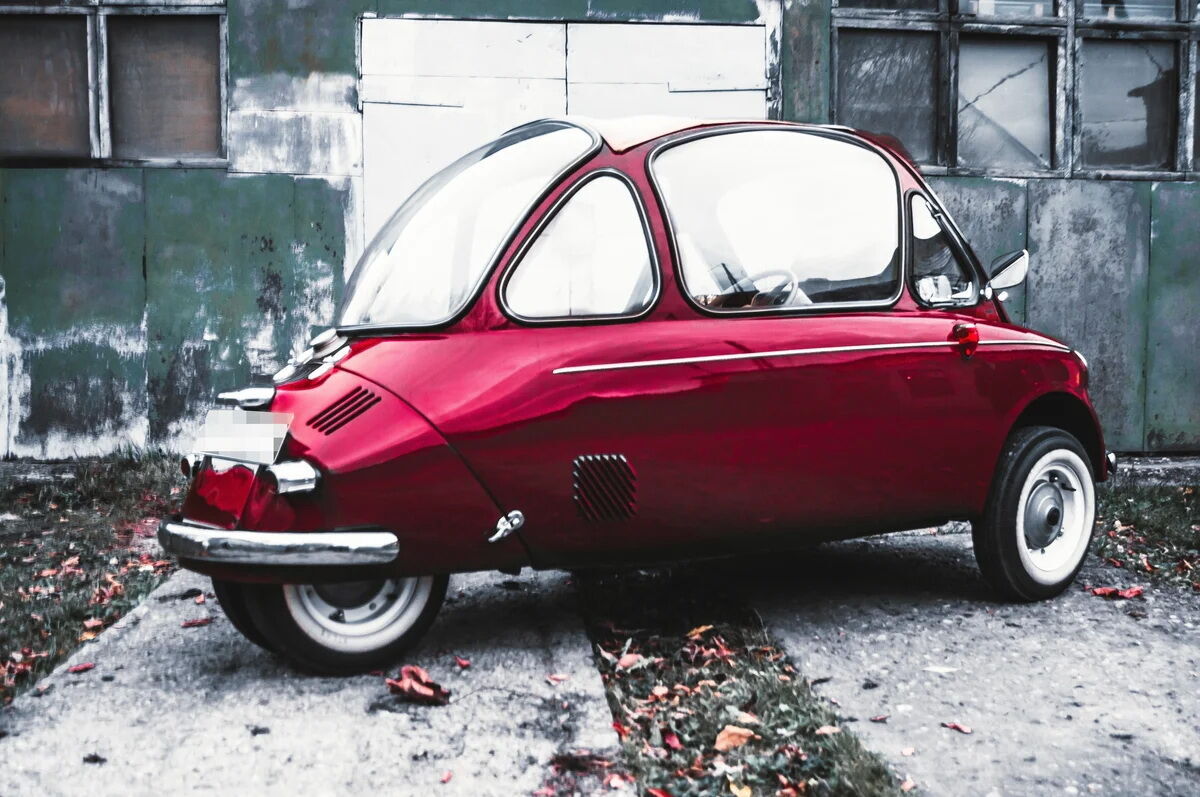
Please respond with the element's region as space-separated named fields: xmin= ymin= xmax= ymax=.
xmin=572 ymin=454 xmax=637 ymax=522
xmin=306 ymin=386 xmax=381 ymax=435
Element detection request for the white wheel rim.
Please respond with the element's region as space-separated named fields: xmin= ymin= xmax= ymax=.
xmin=283 ymin=576 xmax=434 ymax=654
xmin=1015 ymin=448 xmax=1094 ymax=585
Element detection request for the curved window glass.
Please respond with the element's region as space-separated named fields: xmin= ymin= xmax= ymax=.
xmin=910 ymin=196 xmax=979 ymax=307
xmin=338 ymin=121 xmax=596 ymax=328
xmin=652 ymin=130 xmax=900 ymax=312
xmin=505 ymin=175 xmax=655 ymax=320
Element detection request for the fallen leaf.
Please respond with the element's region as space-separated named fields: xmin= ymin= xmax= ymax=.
xmin=651 ymin=685 xmax=670 ymax=699
xmin=663 ymin=730 xmax=683 ymax=750
xmin=1117 ymin=586 xmax=1144 ymax=599
xmin=67 ymin=662 xmax=95 ymax=674
xmin=82 ymin=618 xmax=104 ymax=630
xmin=686 ymin=624 xmax=713 ymax=638
xmin=386 ymin=664 xmax=451 ymax=706
xmin=612 ymin=721 xmax=631 ymax=739
xmin=181 ymin=617 xmax=212 ymax=628
xmin=77 ymin=631 xmax=99 ymax=642
xmin=901 ymin=747 xmax=915 ymax=756
xmin=814 ymin=725 xmax=841 ymax=736
xmin=1091 ymin=586 xmax=1118 ymax=597
xmin=616 ymin=652 xmax=642 ymax=670
xmin=729 ymin=782 xmax=751 ymax=797
xmin=440 ymin=771 xmax=453 ymax=784
xmin=870 ymin=714 xmax=890 ymax=723
xmin=547 ymin=673 xmax=569 ymax=685
xmin=714 ymin=725 xmax=755 ymax=751
xmin=454 ymin=655 xmax=470 ymax=670
xmin=646 ymin=789 xmax=672 ymax=797
xmin=941 ymin=721 xmax=972 ymax=734
xmin=901 ymin=779 xmax=917 ymax=792
xmin=36 ymin=569 xmax=59 ymax=578
xmin=194 ymin=593 xmax=206 ymax=605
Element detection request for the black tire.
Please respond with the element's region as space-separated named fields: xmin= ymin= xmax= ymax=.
xmin=242 ymin=575 xmax=449 ymax=675
xmin=973 ymin=425 xmax=1096 ymax=602
xmin=211 ymin=578 xmax=277 ymax=652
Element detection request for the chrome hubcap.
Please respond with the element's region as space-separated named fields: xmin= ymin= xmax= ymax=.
xmin=1015 ymin=449 xmax=1094 ymax=586
xmin=1024 ymin=476 xmax=1068 ymax=551
xmin=282 ymin=576 xmax=435 ymax=653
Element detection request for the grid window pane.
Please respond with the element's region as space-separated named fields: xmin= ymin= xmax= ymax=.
xmin=839 ymin=0 xmax=938 ymax=9
xmin=961 ymin=0 xmax=1057 ymax=17
xmin=1081 ymin=0 xmax=1176 ymax=21
xmin=108 ymin=15 xmax=221 ymax=159
xmin=836 ymin=30 xmax=938 ymax=163
xmin=1080 ymin=40 xmax=1177 ymax=171
xmin=957 ymin=37 xmax=1053 ymax=170
xmin=0 ymin=16 xmax=91 ymax=157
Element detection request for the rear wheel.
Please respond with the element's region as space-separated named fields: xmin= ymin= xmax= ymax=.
xmin=243 ymin=575 xmax=448 ymax=675
xmin=211 ymin=579 xmax=275 ymax=652
xmin=973 ymin=425 xmax=1096 ymax=601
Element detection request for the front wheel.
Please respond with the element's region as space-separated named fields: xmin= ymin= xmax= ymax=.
xmin=243 ymin=574 xmax=448 ymax=675
xmin=973 ymin=425 xmax=1096 ymax=601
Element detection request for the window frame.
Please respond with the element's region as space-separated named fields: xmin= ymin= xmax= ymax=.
xmin=831 ymin=0 xmax=1200 ymax=179
xmin=498 ymin=167 xmax=661 ymax=327
xmin=904 ymin=189 xmax=985 ymax=309
xmin=0 ymin=2 xmax=227 ymax=168
xmin=646 ymin=124 xmax=907 ymax=320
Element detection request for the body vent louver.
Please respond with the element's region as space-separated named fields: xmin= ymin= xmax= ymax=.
xmin=572 ymin=454 xmax=637 ymax=522
xmin=306 ymin=386 xmax=381 ymax=435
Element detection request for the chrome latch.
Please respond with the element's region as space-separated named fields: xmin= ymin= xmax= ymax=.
xmin=488 ymin=510 xmax=525 ymax=543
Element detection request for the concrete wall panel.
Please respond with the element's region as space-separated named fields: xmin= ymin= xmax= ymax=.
xmin=1145 ymin=182 xmax=1200 ymax=451
xmin=1027 ymin=179 xmax=1150 ymax=452
xmin=927 ymin=175 xmax=1028 ymax=325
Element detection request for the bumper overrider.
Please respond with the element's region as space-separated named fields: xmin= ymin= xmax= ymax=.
xmin=158 ymin=519 xmax=399 ymax=566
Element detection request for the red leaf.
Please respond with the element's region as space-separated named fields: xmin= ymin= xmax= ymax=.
xmin=616 ymin=652 xmax=642 ymax=670
xmin=647 ymin=790 xmax=673 ymax=797
xmin=869 ymin=714 xmax=890 ymax=723
xmin=440 ymin=771 xmax=453 ymax=784
xmin=941 ymin=721 xmax=972 ymax=734
xmin=1117 ymin=586 xmax=1144 ymax=599
xmin=454 ymin=655 xmax=470 ymax=670
xmin=612 ymin=722 xmax=631 ymax=739
xmin=663 ymin=731 xmax=683 ymax=750
xmin=386 ymin=665 xmax=451 ymax=706
xmin=181 ymin=617 xmax=213 ymax=628
xmin=82 ymin=618 xmax=104 ymax=630
xmin=1090 ymin=586 xmax=1118 ymax=597
xmin=67 ymin=662 xmax=95 ymax=674
xmin=546 ymin=673 xmax=569 ymax=685
xmin=194 ymin=593 xmax=206 ymax=605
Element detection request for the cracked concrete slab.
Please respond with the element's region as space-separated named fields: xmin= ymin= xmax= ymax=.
xmin=0 ymin=568 xmax=616 ymax=795
xmin=749 ymin=533 xmax=1200 ymax=796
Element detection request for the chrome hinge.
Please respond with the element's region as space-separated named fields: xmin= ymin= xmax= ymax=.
xmin=487 ymin=510 xmax=525 ymax=543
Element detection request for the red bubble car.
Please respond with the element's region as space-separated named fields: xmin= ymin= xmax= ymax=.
xmin=159 ymin=117 xmax=1114 ymax=674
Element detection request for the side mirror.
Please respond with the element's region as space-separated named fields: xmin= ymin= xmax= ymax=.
xmin=988 ymin=248 xmax=1029 ymax=292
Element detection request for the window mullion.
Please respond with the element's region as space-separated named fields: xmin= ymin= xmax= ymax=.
xmin=96 ymin=11 xmax=112 ymax=160
xmin=1066 ymin=0 xmax=1078 ymax=175
xmin=944 ymin=26 xmax=959 ymax=168
xmin=1180 ymin=38 xmax=1196 ymax=172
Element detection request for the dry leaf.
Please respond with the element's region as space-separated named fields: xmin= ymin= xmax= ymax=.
xmin=1117 ymin=586 xmax=1144 ymax=599
xmin=941 ymin=721 xmax=972 ymax=734
xmin=616 ymin=653 xmax=642 ymax=670
xmin=869 ymin=714 xmax=890 ymax=723
xmin=714 ymin=725 xmax=755 ymax=751
xmin=646 ymin=789 xmax=672 ymax=797
xmin=814 ymin=725 xmax=841 ymax=736
xmin=729 ymin=782 xmax=751 ymax=797
xmin=194 ymin=593 xmax=206 ymax=605
xmin=901 ymin=779 xmax=917 ymax=792
xmin=78 ymin=631 xmax=99 ymax=642
xmin=663 ymin=730 xmax=683 ymax=750
xmin=440 ymin=770 xmax=453 ymax=784
xmin=454 ymin=655 xmax=470 ymax=670
xmin=686 ymin=624 xmax=713 ymax=638
xmin=386 ymin=664 xmax=451 ymax=706
xmin=651 ymin=685 xmax=670 ymax=699
xmin=181 ymin=617 xmax=212 ymax=628
xmin=546 ymin=673 xmax=569 ymax=685
xmin=67 ymin=662 xmax=95 ymax=674
xmin=83 ymin=618 xmax=104 ymax=630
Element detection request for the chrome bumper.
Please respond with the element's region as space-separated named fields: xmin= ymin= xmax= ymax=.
xmin=1106 ymin=451 xmax=1118 ymax=475
xmin=158 ymin=520 xmax=399 ymax=566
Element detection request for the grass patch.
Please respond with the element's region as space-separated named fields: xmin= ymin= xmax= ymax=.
xmin=1093 ymin=484 xmax=1199 ymax=590
xmin=576 ymin=567 xmax=904 ymax=797
xmin=1 ymin=454 xmax=183 ymax=704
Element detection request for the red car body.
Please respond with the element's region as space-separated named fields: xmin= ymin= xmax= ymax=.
xmin=172 ymin=119 xmax=1108 ymax=586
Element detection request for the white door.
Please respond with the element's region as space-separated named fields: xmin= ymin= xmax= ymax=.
xmin=360 ymin=18 xmax=770 ymax=241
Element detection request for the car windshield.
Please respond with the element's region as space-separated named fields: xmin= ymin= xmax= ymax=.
xmin=337 ymin=121 xmax=596 ymax=329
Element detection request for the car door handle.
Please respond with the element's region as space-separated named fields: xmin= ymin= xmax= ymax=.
xmin=952 ymin=322 xmax=980 ymax=358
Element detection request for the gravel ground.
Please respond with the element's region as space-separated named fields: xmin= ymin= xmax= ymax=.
xmin=0 ymin=568 xmax=616 ymax=796
xmin=749 ymin=532 xmax=1200 ymax=796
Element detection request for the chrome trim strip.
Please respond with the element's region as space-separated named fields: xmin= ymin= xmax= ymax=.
xmin=158 ymin=520 xmax=398 ymax=566
xmin=552 ymin=339 xmax=1070 ymax=375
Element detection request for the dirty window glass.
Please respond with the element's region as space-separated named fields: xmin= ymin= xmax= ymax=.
xmin=836 ymin=30 xmax=938 ymax=164
xmin=960 ymin=0 xmax=1058 ymax=16
xmin=108 ymin=16 xmax=222 ymax=159
xmin=1081 ymin=0 xmax=1176 ymax=20
xmin=653 ymin=130 xmax=900 ymax=312
xmin=0 ymin=16 xmax=91 ymax=157
xmin=338 ymin=122 xmax=595 ymax=328
xmin=957 ymin=37 xmax=1053 ymax=170
xmin=1079 ymin=40 xmax=1177 ymax=170
xmin=910 ymin=196 xmax=978 ymax=307
xmin=505 ymin=176 xmax=654 ymax=320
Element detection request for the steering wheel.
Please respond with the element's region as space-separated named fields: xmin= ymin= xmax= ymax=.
xmin=743 ymin=269 xmax=808 ymax=307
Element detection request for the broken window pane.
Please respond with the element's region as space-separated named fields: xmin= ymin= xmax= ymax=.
xmin=957 ymin=37 xmax=1053 ymax=170
xmin=960 ymin=0 xmax=1057 ymax=17
xmin=0 ymin=15 xmax=91 ymax=157
xmin=839 ymin=0 xmax=938 ymax=10
xmin=836 ymin=30 xmax=938 ymax=164
xmin=1081 ymin=0 xmax=1176 ymax=21
xmin=1080 ymin=40 xmax=1177 ymax=170
xmin=108 ymin=15 xmax=221 ymax=159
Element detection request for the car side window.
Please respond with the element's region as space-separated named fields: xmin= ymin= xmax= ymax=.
xmin=652 ymin=130 xmax=900 ymax=312
xmin=910 ymin=195 xmax=978 ymax=307
xmin=504 ymin=175 xmax=656 ymax=320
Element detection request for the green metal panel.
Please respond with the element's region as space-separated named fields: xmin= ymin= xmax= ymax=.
xmin=228 ymin=0 xmax=374 ymax=80
xmin=19 ymin=342 xmax=147 ymax=443
xmin=781 ymin=0 xmax=830 ymax=124
xmin=294 ymin=176 xmax=349 ymax=314
xmin=1026 ymin=179 xmax=1150 ymax=452
xmin=377 ymin=0 xmax=765 ymax=22
xmin=926 ymin=175 xmax=1028 ymax=325
xmin=1145 ymin=182 xmax=1200 ymax=451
